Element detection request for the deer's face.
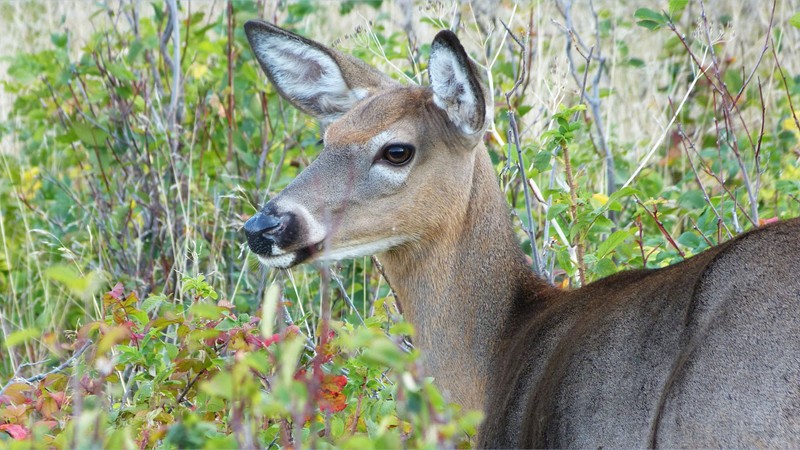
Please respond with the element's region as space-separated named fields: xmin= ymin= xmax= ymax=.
xmin=243 ymin=22 xmax=486 ymax=268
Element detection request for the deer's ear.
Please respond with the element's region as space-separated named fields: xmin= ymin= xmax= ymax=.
xmin=429 ymin=30 xmax=487 ymax=136
xmin=245 ymin=21 xmax=393 ymax=125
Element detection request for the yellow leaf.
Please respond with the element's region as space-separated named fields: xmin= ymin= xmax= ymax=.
xmin=592 ymin=193 xmax=609 ymax=205
xmin=781 ymin=164 xmax=800 ymax=181
xmin=21 ymin=166 xmax=41 ymax=196
xmin=191 ymin=64 xmax=208 ymax=79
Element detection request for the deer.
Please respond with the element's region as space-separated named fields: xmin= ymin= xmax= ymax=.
xmin=242 ymin=20 xmax=800 ymax=448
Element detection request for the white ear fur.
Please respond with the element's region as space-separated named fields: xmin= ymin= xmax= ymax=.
xmin=429 ymin=32 xmax=486 ymax=135
xmin=246 ymin=24 xmax=366 ymax=124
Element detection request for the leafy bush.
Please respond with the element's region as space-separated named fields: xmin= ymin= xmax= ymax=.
xmin=1 ymin=0 xmax=798 ymax=448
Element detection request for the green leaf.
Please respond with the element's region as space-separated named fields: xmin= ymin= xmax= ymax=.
xmin=200 ymin=371 xmax=233 ymax=400
xmin=214 ymin=317 xmax=237 ymax=331
xmin=634 ymin=8 xmax=666 ymax=30
xmin=668 ymin=0 xmax=689 ymax=16
xmin=71 ymin=122 xmax=110 ymax=148
xmin=389 ymin=321 xmax=414 ymax=337
xmin=339 ymin=0 xmax=355 ymax=14
xmin=107 ymin=62 xmax=135 ymax=81
xmin=141 ymin=293 xmax=166 ymax=314
xmin=533 ymin=150 xmax=553 ymax=172
xmin=547 ymin=203 xmax=570 ymax=220
xmin=278 ymin=337 xmax=306 ymax=386
xmin=189 ymin=302 xmax=225 ymax=320
xmin=594 ymin=257 xmax=618 ymax=278
xmin=678 ymin=231 xmax=702 ymax=250
xmin=127 ymin=39 xmax=144 ymax=64
xmin=634 ymin=8 xmax=666 ymax=22
xmin=45 ymin=265 xmax=101 ymax=298
xmin=628 ymin=57 xmax=645 ymax=68
xmin=790 ymin=12 xmax=800 ymax=29
xmin=361 ymin=337 xmax=406 ymax=370
xmin=596 ymin=230 xmax=633 ymax=260
xmin=50 ymin=32 xmax=68 ymax=49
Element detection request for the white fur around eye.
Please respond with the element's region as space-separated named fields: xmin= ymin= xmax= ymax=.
xmin=367 ymin=131 xmax=411 ymax=187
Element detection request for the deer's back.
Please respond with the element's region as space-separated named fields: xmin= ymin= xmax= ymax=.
xmin=481 ymin=218 xmax=800 ymax=448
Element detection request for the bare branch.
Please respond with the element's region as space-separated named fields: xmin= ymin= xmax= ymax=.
xmin=500 ymin=19 xmax=545 ymax=276
xmin=0 ymin=341 xmax=92 ymax=396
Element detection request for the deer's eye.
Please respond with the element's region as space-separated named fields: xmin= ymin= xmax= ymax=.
xmin=381 ymin=144 xmax=415 ymax=166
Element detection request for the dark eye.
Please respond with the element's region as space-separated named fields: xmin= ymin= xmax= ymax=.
xmin=381 ymin=144 xmax=415 ymax=166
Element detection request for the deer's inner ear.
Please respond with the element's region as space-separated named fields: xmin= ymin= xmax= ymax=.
xmin=245 ymin=21 xmax=366 ymax=124
xmin=429 ymin=30 xmax=486 ymax=136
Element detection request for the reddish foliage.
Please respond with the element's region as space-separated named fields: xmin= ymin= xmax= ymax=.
xmin=317 ymin=329 xmax=338 ymax=364
xmin=0 ymin=423 xmax=30 ymax=440
xmin=108 ymin=282 xmax=125 ymax=300
xmin=34 ymin=390 xmax=67 ymax=419
xmin=759 ymin=217 xmax=780 ymax=226
xmin=0 ymin=383 xmax=33 ymax=408
xmin=245 ymin=332 xmax=281 ymax=350
xmin=294 ymin=369 xmax=349 ymax=413
xmin=284 ymin=324 xmax=301 ymax=338
xmin=122 ymin=320 xmax=145 ymax=346
xmin=79 ymin=375 xmax=103 ymax=396
xmin=319 ymin=374 xmax=348 ymax=413
xmin=1 ymin=403 xmax=28 ymax=422
xmin=103 ymin=284 xmax=139 ymax=325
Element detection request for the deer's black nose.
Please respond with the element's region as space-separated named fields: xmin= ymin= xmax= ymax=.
xmin=245 ymin=211 xmax=283 ymax=235
xmin=244 ymin=211 xmax=284 ymax=254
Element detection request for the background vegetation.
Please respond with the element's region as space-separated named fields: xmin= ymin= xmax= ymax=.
xmin=1 ymin=0 xmax=798 ymax=448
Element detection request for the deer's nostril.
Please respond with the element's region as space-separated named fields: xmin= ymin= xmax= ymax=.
xmin=244 ymin=211 xmax=283 ymax=236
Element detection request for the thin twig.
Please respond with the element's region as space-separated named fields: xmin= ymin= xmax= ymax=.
xmin=165 ymin=0 xmax=181 ymax=129
xmin=330 ymin=270 xmax=365 ymax=326
xmin=500 ymin=19 xmax=544 ymax=276
xmin=635 ymin=198 xmax=685 ymax=258
xmin=772 ymin=40 xmax=800 ymax=133
xmin=0 ymin=341 xmax=92 ymax=395
xmin=732 ymin=0 xmax=776 ymax=106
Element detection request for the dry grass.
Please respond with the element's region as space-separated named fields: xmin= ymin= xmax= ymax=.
xmin=3 ymin=0 xmax=797 ymax=154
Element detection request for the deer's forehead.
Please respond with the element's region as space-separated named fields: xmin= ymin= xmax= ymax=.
xmin=324 ymin=87 xmax=437 ymax=146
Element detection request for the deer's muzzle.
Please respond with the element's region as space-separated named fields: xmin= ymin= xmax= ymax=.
xmin=244 ymin=204 xmax=323 ymax=268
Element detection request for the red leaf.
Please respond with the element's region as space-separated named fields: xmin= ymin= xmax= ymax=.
xmin=245 ymin=332 xmax=281 ymax=350
xmin=33 ymin=420 xmax=58 ymax=431
xmin=318 ymin=374 xmax=348 ymax=413
xmin=49 ymin=391 xmax=67 ymax=408
xmin=283 ymin=325 xmax=300 ymax=338
xmin=0 ymin=423 xmax=30 ymax=440
xmin=80 ymin=375 xmax=102 ymax=396
xmin=759 ymin=217 xmax=780 ymax=226
xmin=108 ymin=282 xmax=125 ymax=300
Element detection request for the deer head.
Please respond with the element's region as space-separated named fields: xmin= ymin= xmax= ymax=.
xmin=243 ymin=21 xmax=489 ymax=269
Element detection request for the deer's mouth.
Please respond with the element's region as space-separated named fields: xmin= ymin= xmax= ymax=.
xmin=255 ymin=241 xmax=325 ymax=269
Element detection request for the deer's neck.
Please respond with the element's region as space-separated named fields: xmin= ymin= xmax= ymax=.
xmin=380 ymin=146 xmax=553 ymax=412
